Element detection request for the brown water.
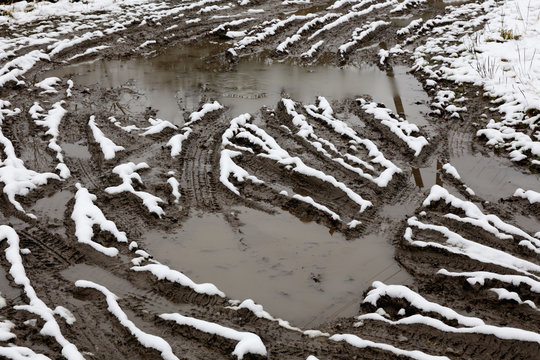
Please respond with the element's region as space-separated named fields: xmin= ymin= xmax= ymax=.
xmin=450 ymin=153 xmax=540 ymax=202
xmin=48 ymin=45 xmax=430 ymax=128
xmin=142 ymin=207 xmax=410 ymax=327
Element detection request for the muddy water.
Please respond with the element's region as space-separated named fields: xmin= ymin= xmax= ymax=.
xmin=450 ymin=153 xmax=540 ymax=202
xmin=48 ymin=46 xmax=430 ymax=128
xmin=142 ymin=207 xmax=410 ymax=327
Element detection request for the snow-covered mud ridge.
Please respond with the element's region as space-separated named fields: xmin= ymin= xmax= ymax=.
xmin=0 ymin=0 xmax=539 ymax=359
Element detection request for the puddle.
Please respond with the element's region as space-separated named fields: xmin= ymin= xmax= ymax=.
xmin=450 ymin=153 xmax=540 ymax=202
xmin=31 ymin=190 xmax=72 ymax=237
xmin=142 ymin=207 xmax=410 ymax=327
xmin=62 ymin=141 xmax=92 ymax=160
xmin=47 ymin=45 xmax=430 ymax=128
xmin=411 ymin=161 xmax=443 ymax=189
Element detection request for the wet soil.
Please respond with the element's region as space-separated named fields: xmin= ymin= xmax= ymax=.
xmin=0 ymin=0 xmax=539 ymax=359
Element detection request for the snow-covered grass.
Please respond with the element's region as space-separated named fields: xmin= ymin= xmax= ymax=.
xmin=411 ymin=0 xmax=540 ymax=165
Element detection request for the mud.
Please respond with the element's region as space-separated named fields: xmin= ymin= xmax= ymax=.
xmin=1 ymin=0 xmax=539 ymax=359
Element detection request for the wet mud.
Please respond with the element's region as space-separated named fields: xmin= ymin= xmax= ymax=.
xmin=1 ymin=0 xmax=539 ymax=359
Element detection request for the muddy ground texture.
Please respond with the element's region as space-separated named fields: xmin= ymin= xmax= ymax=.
xmin=0 ymin=0 xmax=539 ymax=359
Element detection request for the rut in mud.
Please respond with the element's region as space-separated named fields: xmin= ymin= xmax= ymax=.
xmin=0 ymin=0 xmax=539 ymax=359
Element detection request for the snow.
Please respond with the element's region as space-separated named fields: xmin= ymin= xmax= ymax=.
xmin=309 ymin=0 xmax=397 ymax=40
xmin=72 ymin=183 xmax=127 ymax=257
xmin=301 ymin=40 xmax=324 ymax=58
xmin=167 ymin=177 xmax=181 ymax=203
xmin=276 ymin=13 xmax=338 ymax=53
xmin=339 ymin=20 xmax=390 ymax=54
xmin=441 ymin=163 xmax=460 ymax=180
xmin=365 ymin=281 xmax=484 ymax=327
xmin=0 ymin=127 xmax=60 ymax=218
xmin=105 ymin=162 xmax=165 ymax=217
xmin=35 ymin=77 xmax=60 ymax=94
xmin=405 ymin=217 xmax=540 ymax=279
xmin=167 ymin=101 xmax=223 ymax=156
xmin=0 ymin=320 xmax=15 ymax=341
xmin=88 ymin=116 xmax=124 ymax=160
xmin=131 ymin=263 xmax=225 ymax=297
xmin=359 ymin=99 xmax=428 ymax=156
xmin=292 ymin=194 xmax=341 ymax=220
xmin=0 ymin=346 xmax=51 ymax=359
xmin=514 ymin=188 xmax=540 ymax=204
xmin=423 ymin=185 xmax=540 ymax=252
xmin=220 ymin=149 xmax=264 ymax=195
xmin=437 ymin=269 xmax=540 ymax=293
xmin=0 ymin=226 xmax=84 ymax=360
xmin=490 ymin=288 xmax=538 ymax=311
xmin=304 ymin=97 xmax=401 ymax=187
xmin=358 ymin=311 xmax=540 ymax=344
xmin=221 ymin=111 xmax=372 ymax=211
xmin=234 ymin=13 xmax=316 ymax=51
xmin=410 ymin=0 xmax=540 ymax=164
xmin=160 ymin=313 xmax=266 ymax=359
xmin=140 ymin=118 xmax=177 ymax=136
xmin=54 ymin=306 xmax=76 ymax=325
xmin=33 ymin=101 xmax=70 ymax=178
xmin=330 ymin=333 xmax=448 ymax=360
xmin=75 ymin=280 xmax=179 ymax=360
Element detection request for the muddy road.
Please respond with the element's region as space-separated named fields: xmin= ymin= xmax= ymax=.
xmin=0 ymin=0 xmax=539 ymax=359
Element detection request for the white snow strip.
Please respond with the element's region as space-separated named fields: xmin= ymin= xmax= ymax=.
xmin=34 ymin=101 xmax=70 ymax=178
xmin=357 ymin=310 xmax=540 ymax=344
xmin=514 ymin=188 xmax=540 ymax=204
xmin=339 ymin=20 xmax=390 ymax=54
xmin=0 ymin=346 xmax=51 ymax=359
xmin=0 ymin=128 xmax=60 ymax=218
xmin=75 ymin=280 xmax=179 ymax=360
xmin=88 ymin=116 xmax=124 ymax=160
xmin=292 ymin=194 xmax=341 ymax=220
xmin=304 ymin=97 xmax=401 ymax=187
xmin=330 ymin=333 xmax=448 ymax=360
xmin=423 ymin=185 xmax=540 ymax=251
xmin=140 ymin=118 xmax=178 ymax=136
xmin=105 ymin=162 xmax=165 ymax=217
xmin=0 ymin=320 xmax=15 ymax=341
xmin=219 ymin=149 xmax=264 ymax=195
xmin=72 ymin=183 xmax=127 ymax=257
xmin=185 ymin=100 xmax=223 ymax=126
xmin=222 ymin=112 xmax=372 ymax=210
xmin=35 ymin=77 xmax=60 ymax=94
xmin=160 ymin=313 xmax=266 ymax=359
xmin=0 ymin=226 xmax=84 ymax=360
xmin=364 ymin=281 xmax=484 ymax=326
xmin=437 ymin=269 xmax=540 ymax=293
xmin=359 ymin=99 xmax=428 ymax=156
xmin=490 ymin=288 xmax=538 ymax=311
xmin=441 ymin=163 xmax=461 ymax=180
xmin=131 ymin=263 xmax=225 ymax=297
xmin=405 ymin=217 xmax=540 ymax=279
xmin=301 ymin=40 xmax=324 ymax=58
xmin=167 ymin=177 xmax=180 ymax=203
